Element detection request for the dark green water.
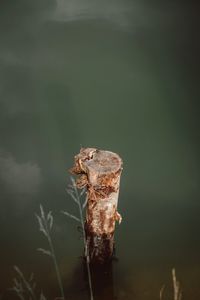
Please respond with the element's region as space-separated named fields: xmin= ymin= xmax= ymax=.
xmin=0 ymin=1 xmax=200 ymax=299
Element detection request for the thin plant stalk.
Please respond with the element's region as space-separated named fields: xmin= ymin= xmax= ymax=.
xmin=10 ymin=266 xmax=47 ymax=300
xmin=44 ymin=221 xmax=65 ymax=300
xmin=74 ymin=181 xmax=94 ymax=300
xmin=63 ymin=177 xmax=94 ymax=300
xmin=159 ymin=285 xmax=165 ymax=300
xmin=172 ymin=268 xmax=182 ymax=300
xmin=159 ymin=268 xmax=182 ymax=300
xmin=14 ymin=266 xmax=37 ymax=300
xmin=36 ymin=206 xmax=65 ymax=300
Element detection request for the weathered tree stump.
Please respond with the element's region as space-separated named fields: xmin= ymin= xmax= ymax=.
xmin=70 ymin=148 xmax=123 ymax=264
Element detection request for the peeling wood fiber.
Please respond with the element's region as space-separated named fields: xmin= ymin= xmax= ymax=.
xmin=70 ymin=147 xmax=123 ymax=263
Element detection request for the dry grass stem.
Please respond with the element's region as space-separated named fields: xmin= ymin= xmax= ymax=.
xmin=10 ymin=266 xmax=47 ymax=300
xmin=36 ymin=205 xmax=65 ymax=300
xmin=63 ymin=177 xmax=94 ymax=300
xmin=159 ymin=285 xmax=165 ymax=300
xmin=160 ymin=269 xmax=182 ymax=300
xmin=172 ymin=268 xmax=182 ymax=300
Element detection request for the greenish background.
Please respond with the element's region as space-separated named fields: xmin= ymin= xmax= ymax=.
xmin=0 ymin=1 xmax=199 ymax=299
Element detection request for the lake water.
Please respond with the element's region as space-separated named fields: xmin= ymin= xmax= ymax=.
xmin=0 ymin=1 xmax=200 ymax=299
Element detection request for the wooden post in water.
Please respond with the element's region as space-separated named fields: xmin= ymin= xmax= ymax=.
xmin=70 ymin=148 xmax=123 ymax=264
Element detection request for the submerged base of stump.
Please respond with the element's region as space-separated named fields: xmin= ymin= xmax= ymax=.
xmin=70 ymin=147 xmax=123 ymax=264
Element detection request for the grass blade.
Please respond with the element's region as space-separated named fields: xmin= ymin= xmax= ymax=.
xmin=61 ymin=211 xmax=81 ymax=223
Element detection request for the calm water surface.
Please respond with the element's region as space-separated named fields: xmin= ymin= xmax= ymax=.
xmin=0 ymin=1 xmax=200 ymax=299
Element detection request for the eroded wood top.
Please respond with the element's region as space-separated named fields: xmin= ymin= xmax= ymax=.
xmin=71 ymin=148 xmax=122 ymax=176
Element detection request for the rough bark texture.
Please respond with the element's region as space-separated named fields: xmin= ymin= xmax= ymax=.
xmin=70 ymin=148 xmax=123 ymax=264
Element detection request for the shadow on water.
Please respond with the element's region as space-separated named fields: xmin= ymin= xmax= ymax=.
xmin=66 ymin=259 xmax=117 ymax=300
xmin=90 ymin=262 xmax=116 ymax=300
